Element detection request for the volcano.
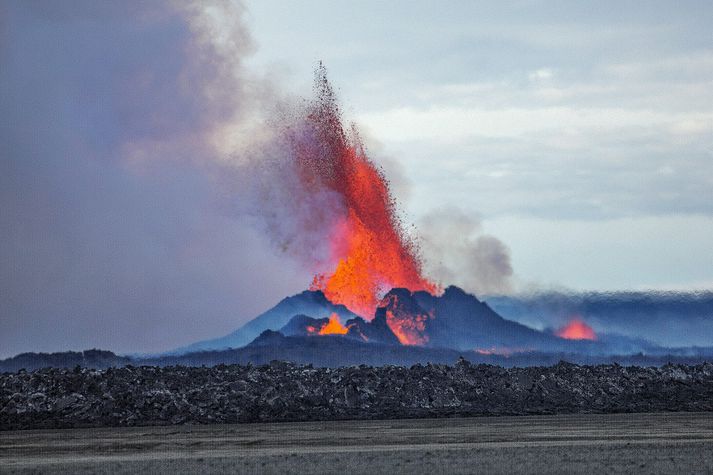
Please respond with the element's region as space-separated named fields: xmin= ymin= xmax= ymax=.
xmin=174 ymin=290 xmax=359 ymax=353
xmin=171 ymin=67 xmax=703 ymax=365
xmin=173 ymin=285 xmax=659 ymax=362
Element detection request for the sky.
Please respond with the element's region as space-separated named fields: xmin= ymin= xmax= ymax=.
xmin=1 ymin=1 xmax=711 ymax=357
xmin=243 ymin=0 xmax=713 ymax=292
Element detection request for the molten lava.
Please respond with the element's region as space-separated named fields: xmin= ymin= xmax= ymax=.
xmin=378 ymin=292 xmax=431 ymax=346
xmin=318 ymin=313 xmax=349 ymax=335
xmin=556 ymin=318 xmax=597 ymax=341
xmin=305 ymin=313 xmax=349 ymax=336
xmin=290 ymin=64 xmax=437 ymax=323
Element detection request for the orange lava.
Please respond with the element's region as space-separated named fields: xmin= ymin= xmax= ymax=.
xmin=380 ymin=293 xmax=431 ymax=345
xmin=292 ymin=64 xmax=436 ymax=323
xmin=318 ymin=313 xmax=349 ymax=335
xmin=556 ymin=318 xmax=597 ymax=341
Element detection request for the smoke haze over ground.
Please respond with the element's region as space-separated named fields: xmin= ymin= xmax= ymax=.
xmin=487 ymin=291 xmax=713 ymax=348
xmin=0 ymin=1 xmax=315 ymax=357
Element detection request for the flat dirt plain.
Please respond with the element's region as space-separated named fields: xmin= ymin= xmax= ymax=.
xmin=2 ymin=412 xmax=712 ymax=474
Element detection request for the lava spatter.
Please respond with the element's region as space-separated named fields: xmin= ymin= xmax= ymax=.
xmin=286 ymin=64 xmax=437 ymax=325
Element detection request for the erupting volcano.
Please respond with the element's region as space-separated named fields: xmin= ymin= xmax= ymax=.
xmin=208 ymin=66 xmax=653 ymax=357
xmin=287 ymin=65 xmax=437 ymax=320
xmin=189 ymin=66 xmax=658 ymax=359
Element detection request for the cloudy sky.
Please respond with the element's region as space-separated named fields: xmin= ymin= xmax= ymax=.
xmin=244 ymin=0 xmax=713 ymax=291
xmin=1 ymin=1 xmax=711 ymax=356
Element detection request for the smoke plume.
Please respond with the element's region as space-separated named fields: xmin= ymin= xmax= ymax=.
xmin=418 ymin=208 xmax=514 ymax=296
xmin=0 ymin=0 xmax=310 ymax=357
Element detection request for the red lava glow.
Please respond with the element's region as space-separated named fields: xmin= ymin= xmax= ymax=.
xmin=556 ymin=318 xmax=597 ymax=341
xmin=292 ymin=64 xmax=437 ymax=326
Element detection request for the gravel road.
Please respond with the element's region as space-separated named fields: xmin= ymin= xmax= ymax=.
xmin=2 ymin=412 xmax=712 ymax=474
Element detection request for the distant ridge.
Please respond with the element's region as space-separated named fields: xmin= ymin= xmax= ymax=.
xmin=0 ymin=350 xmax=129 ymax=373
xmin=487 ymin=291 xmax=713 ymax=347
xmin=2 ymin=339 xmax=713 ymax=372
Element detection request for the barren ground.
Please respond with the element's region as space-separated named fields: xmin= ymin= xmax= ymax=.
xmin=2 ymin=412 xmax=712 ymax=474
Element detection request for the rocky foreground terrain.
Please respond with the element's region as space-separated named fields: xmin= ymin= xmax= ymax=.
xmin=2 ymin=359 xmax=713 ymax=430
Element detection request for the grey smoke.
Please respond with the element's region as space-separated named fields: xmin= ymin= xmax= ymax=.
xmin=419 ymin=208 xmax=513 ymax=296
xmin=0 ymin=0 xmax=311 ymax=358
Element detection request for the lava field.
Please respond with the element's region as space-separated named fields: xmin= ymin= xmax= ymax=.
xmin=2 ymin=359 xmax=712 ymax=430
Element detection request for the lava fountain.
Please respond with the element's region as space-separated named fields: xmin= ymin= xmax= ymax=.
xmin=286 ymin=64 xmax=437 ymax=319
xmin=319 ymin=313 xmax=349 ymax=335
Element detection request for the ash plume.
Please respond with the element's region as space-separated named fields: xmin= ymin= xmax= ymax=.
xmin=418 ymin=208 xmax=514 ymax=296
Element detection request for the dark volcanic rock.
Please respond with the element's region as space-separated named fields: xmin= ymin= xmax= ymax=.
xmin=380 ymin=286 xmax=585 ymax=352
xmin=0 ymin=350 xmax=129 ymax=374
xmin=3 ymin=340 xmax=713 ymax=373
xmin=2 ymin=361 xmax=712 ymax=430
xmin=279 ymin=311 xmax=402 ymax=345
xmin=344 ymin=312 xmax=401 ymax=345
xmin=175 ymin=290 xmax=361 ymax=353
xmin=279 ymin=314 xmax=330 ymax=336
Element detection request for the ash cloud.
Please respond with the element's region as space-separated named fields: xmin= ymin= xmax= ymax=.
xmin=418 ymin=208 xmax=513 ymax=296
xmin=0 ymin=0 xmax=311 ymax=357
